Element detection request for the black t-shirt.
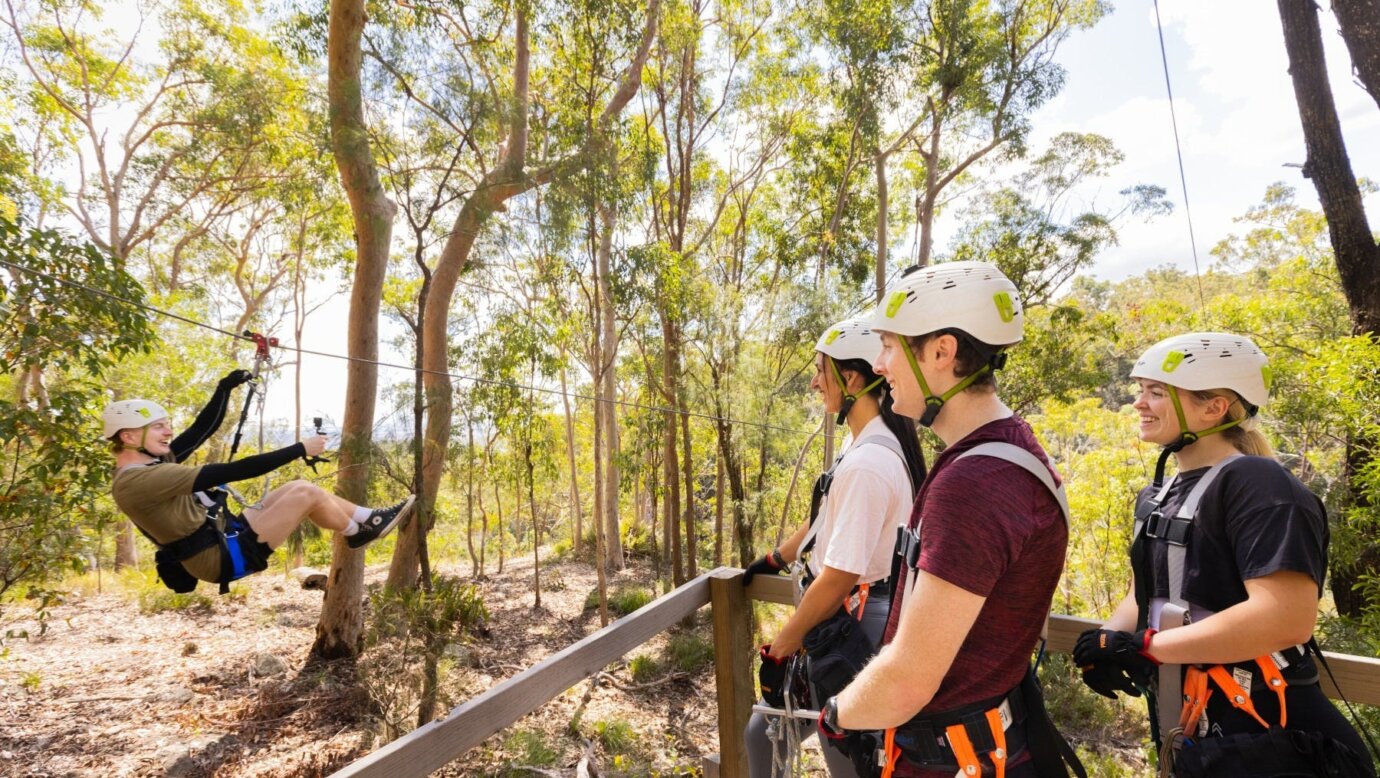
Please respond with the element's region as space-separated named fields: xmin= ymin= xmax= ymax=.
xmin=1136 ymin=455 xmax=1329 ymax=614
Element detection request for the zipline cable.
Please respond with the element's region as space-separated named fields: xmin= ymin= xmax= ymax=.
xmin=1152 ymin=0 xmax=1208 ymax=313
xmin=0 ymin=256 xmax=821 ymax=439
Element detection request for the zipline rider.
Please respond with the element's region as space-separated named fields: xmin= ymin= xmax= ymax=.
xmin=818 ymin=261 xmax=1084 ymax=778
xmin=741 ymin=318 xmax=926 ymax=778
xmin=105 ymin=369 xmax=414 ymax=592
xmin=1073 ymin=333 xmax=1375 ymax=778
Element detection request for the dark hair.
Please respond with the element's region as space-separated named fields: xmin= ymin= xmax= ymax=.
xmin=834 ymin=358 xmax=927 ymax=492
xmin=904 ymin=329 xmax=998 ymax=391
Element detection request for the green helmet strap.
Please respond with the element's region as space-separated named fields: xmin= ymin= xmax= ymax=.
xmin=829 ymin=357 xmax=885 ymax=425
xmin=900 ymin=336 xmax=998 ymax=428
xmin=1154 ymin=388 xmax=1247 ymax=485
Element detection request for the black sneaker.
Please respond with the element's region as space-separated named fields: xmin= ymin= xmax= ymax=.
xmin=347 ymin=495 xmax=415 ymax=549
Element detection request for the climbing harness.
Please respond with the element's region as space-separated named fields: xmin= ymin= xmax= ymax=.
xmin=882 ymin=442 xmax=1086 ymax=778
xmin=1131 ymin=457 xmax=1377 ymax=777
xmin=757 ymin=432 xmax=907 ymax=776
xmin=139 ymin=331 xmax=296 ymax=595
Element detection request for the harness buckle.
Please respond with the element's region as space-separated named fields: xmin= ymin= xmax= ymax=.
xmin=1144 ymin=509 xmax=1192 ymax=546
xmin=900 ymin=527 xmax=922 ymax=569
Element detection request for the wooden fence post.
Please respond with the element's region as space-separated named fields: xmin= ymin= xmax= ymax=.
xmin=710 ymin=567 xmax=753 ymax=778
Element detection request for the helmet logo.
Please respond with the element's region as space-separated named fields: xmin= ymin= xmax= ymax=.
xmin=1161 ymin=351 xmax=1186 ymax=373
xmin=993 ymin=292 xmax=1016 ymax=323
xmin=824 ymin=329 xmax=842 ymax=345
xmin=136 ymin=407 xmax=151 ymax=418
xmin=885 ymin=291 xmax=907 ymax=318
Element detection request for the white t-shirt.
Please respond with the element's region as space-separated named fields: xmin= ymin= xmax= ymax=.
xmin=806 ymin=416 xmax=913 ymax=583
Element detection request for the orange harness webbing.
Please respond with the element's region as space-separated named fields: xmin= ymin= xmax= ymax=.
xmin=1200 ymin=657 xmax=1289 ymax=731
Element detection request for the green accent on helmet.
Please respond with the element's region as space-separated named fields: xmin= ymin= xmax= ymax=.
xmin=993 ymin=292 xmax=1016 ymax=323
xmin=885 ymin=290 xmax=907 ymax=318
xmin=136 ymin=407 xmax=151 ymax=418
xmin=1161 ymin=351 xmax=1186 ymax=373
xmin=1261 ymin=365 xmax=1273 ymax=390
xmin=824 ymin=329 xmax=842 ymax=345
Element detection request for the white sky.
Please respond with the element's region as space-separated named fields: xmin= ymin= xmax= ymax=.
xmin=221 ymin=1 xmax=1380 ymax=423
xmin=998 ymin=0 xmax=1380 ymax=281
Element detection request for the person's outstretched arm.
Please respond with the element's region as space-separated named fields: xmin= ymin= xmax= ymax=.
xmin=191 ymin=442 xmax=307 ymax=492
xmin=171 ymin=370 xmax=254 ymax=462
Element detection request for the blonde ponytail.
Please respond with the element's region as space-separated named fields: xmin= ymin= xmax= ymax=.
xmin=1193 ymin=389 xmax=1274 ymax=459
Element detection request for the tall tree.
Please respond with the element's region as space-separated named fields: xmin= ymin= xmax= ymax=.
xmin=1278 ymin=0 xmax=1380 ymax=618
xmin=312 ymin=0 xmax=397 ymax=660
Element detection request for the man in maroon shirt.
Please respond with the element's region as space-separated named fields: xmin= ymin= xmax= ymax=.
xmin=817 ymin=261 xmax=1083 ymax=778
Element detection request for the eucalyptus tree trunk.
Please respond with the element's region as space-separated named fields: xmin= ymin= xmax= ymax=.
xmin=311 ymin=0 xmax=395 ymax=661
xmin=559 ymin=361 xmax=584 ymax=554
xmin=1278 ymin=0 xmax=1380 ymax=617
xmin=595 ymin=204 xmax=624 ymax=570
xmin=876 ymin=148 xmax=889 ymax=300
xmin=414 ymin=4 xmax=658 ymax=590
xmin=1333 ymin=0 xmax=1380 ymax=112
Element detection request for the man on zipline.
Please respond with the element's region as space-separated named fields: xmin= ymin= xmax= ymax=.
xmin=104 ymin=369 xmax=414 ymax=592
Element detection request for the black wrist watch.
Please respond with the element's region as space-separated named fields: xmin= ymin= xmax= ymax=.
xmin=819 ymin=696 xmax=845 ymax=739
xmin=770 ymin=548 xmax=788 ymax=568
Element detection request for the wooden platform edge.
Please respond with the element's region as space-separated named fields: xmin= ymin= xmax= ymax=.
xmin=329 ymin=570 xmax=717 ymax=778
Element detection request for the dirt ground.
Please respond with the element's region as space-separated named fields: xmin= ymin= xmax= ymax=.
xmin=0 ymin=554 xmax=789 ymax=778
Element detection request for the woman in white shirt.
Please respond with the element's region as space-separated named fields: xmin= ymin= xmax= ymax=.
xmin=742 ymin=317 xmax=926 ymax=777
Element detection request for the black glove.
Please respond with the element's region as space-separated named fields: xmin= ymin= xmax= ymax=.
xmin=1078 ymin=660 xmax=1144 ymax=699
xmin=1073 ymin=628 xmax=1160 ymax=683
xmin=219 ymin=369 xmax=254 ymax=389
xmin=742 ymin=549 xmax=786 ymax=587
xmin=758 ymin=645 xmax=788 ymax=708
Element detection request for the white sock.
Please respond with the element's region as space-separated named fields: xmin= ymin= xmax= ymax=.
xmin=352 ymin=506 xmax=372 ymax=523
xmin=342 ymin=520 xmax=360 ymax=536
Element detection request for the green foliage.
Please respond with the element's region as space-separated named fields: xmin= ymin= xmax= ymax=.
xmin=358 ymin=575 xmax=489 ymax=737
xmin=502 ymin=729 xmax=560 ymax=770
xmin=585 ymin=585 xmax=653 ymax=616
xmin=665 ymin=630 xmax=714 ymax=673
xmin=627 ymin=652 xmax=662 ymax=683
xmin=138 ymin=585 xmax=220 ymax=615
xmin=0 ymin=219 xmax=156 ymax=619
xmin=591 ymin=717 xmax=637 ymax=754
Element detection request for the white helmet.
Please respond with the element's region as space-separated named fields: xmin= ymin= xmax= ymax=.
xmin=815 ymin=318 xmax=882 ymax=364
xmin=866 ymin=260 xmax=1023 ymax=346
xmin=102 ymin=399 xmax=170 ymax=439
xmin=1130 ymin=332 xmax=1271 ymax=409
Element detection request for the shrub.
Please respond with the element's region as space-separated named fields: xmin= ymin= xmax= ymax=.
xmin=666 ymin=631 xmax=713 ymax=673
xmin=503 ymin=728 xmax=559 ymax=769
xmin=592 ymin=718 xmax=637 ymax=755
xmin=627 ymin=653 xmax=661 ymax=683
xmin=584 ymin=586 xmax=654 ymax=617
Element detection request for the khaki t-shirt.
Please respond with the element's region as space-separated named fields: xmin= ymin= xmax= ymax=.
xmin=111 ymin=462 xmax=221 ymax=582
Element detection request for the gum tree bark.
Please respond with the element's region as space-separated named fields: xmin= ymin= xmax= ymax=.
xmin=1279 ymin=0 xmax=1380 ymax=617
xmin=1333 ymin=0 xmax=1380 ymax=112
xmin=311 ymin=0 xmax=396 ymax=661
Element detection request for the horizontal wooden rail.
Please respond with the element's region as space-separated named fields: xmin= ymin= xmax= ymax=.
xmin=335 ymin=568 xmax=1380 ymax=778
xmin=330 ymin=570 xmax=716 ymax=778
xmin=750 ymin=575 xmax=1380 ymax=705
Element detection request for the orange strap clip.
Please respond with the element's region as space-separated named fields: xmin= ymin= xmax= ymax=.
xmin=945 ymin=723 xmax=983 ymax=777
xmin=1179 ymin=666 xmax=1212 ymax=735
xmin=1203 ymin=659 xmax=1286 ymax=733
xmin=1254 ymin=656 xmax=1289 ymax=728
xmin=880 ymin=726 xmax=901 ymax=778
xmin=855 ymin=582 xmax=871 ymax=620
xmin=985 ymin=707 xmax=1008 ymax=778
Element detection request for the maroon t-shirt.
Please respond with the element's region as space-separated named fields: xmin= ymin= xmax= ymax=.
xmin=882 ymin=416 xmax=1068 ymax=777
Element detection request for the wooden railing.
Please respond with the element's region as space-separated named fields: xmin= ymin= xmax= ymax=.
xmin=330 ymin=567 xmax=1380 ymax=778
